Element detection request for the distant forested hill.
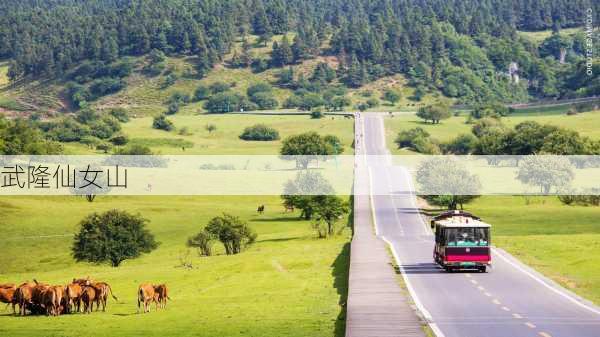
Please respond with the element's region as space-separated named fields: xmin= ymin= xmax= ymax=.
xmin=1 ymin=0 xmax=598 ymax=103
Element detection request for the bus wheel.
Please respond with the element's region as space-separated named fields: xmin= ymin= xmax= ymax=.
xmin=479 ymin=266 xmax=487 ymax=273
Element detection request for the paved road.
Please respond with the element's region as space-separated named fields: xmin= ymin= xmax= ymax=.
xmin=359 ymin=114 xmax=600 ymax=337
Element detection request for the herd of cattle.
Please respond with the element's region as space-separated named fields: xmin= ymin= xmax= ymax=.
xmin=0 ymin=278 xmax=170 ymax=316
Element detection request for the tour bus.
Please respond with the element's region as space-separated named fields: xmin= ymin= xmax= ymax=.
xmin=431 ymin=210 xmax=491 ymax=273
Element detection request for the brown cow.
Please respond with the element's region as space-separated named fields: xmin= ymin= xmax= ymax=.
xmin=137 ymin=284 xmax=155 ymax=313
xmin=31 ymin=282 xmax=50 ymax=315
xmin=0 ymin=284 xmax=17 ymax=314
xmin=40 ymin=286 xmax=63 ymax=316
xmin=91 ymin=282 xmax=118 ymax=312
xmin=14 ymin=282 xmax=36 ymax=315
xmin=72 ymin=277 xmax=93 ymax=286
xmin=80 ymin=286 xmax=96 ymax=314
xmin=153 ymin=284 xmax=170 ymax=309
xmin=65 ymin=282 xmax=83 ymax=313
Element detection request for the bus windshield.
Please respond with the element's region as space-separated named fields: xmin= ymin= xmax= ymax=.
xmin=445 ymin=227 xmax=489 ymax=246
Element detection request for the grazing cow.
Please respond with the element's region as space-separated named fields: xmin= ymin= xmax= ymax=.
xmin=91 ymin=282 xmax=118 ymax=312
xmin=153 ymin=284 xmax=170 ymax=309
xmin=14 ymin=282 xmax=36 ymax=316
xmin=30 ymin=282 xmax=51 ymax=315
xmin=257 ymin=205 xmax=265 ymax=214
xmin=65 ymin=282 xmax=83 ymax=313
xmin=72 ymin=277 xmax=93 ymax=286
xmin=80 ymin=286 xmax=96 ymax=314
xmin=0 ymin=284 xmax=17 ymax=314
xmin=137 ymin=284 xmax=155 ymax=313
xmin=40 ymin=286 xmax=63 ymax=316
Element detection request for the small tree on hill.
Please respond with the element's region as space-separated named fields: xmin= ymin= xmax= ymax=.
xmin=311 ymin=195 xmax=349 ymax=238
xmin=204 ymin=214 xmax=257 ymax=255
xmin=416 ymin=104 xmax=451 ymax=124
xmin=72 ymin=210 xmax=158 ymax=267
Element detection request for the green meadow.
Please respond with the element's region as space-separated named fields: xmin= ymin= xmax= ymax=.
xmin=0 ymin=195 xmax=350 ymax=337
xmin=465 ymin=196 xmax=600 ymax=305
xmin=62 ymin=113 xmax=355 ymax=155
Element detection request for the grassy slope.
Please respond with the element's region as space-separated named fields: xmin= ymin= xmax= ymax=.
xmin=0 ymin=196 xmax=349 ymax=337
xmin=465 ymin=196 xmax=600 ymax=305
xmin=385 ymin=110 xmax=600 ymax=154
xmin=62 ymin=113 xmax=355 ymax=155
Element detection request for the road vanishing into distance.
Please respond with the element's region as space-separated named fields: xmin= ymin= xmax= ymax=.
xmin=355 ymin=114 xmax=600 ymax=337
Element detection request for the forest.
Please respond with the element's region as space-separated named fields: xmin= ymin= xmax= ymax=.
xmin=0 ymin=0 xmax=598 ymax=105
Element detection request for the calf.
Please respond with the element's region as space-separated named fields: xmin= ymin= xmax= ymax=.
xmin=137 ymin=284 xmax=155 ymax=313
xmin=257 ymin=205 xmax=265 ymax=214
xmin=80 ymin=286 xmax=96 ymax=314
xmin=153 ymin=284 xmax=170 ymax=309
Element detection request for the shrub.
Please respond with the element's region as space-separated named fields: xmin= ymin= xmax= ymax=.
xmin=383 ymin=89 xmax=401 ymax=104
xmin=249 ymin=91 xmax=278 ymax=110
xmin=187 ymin=231 xmax=214 ymax=256
xmin=247 ymin=82 xmax=272 ymax=96
xmin=152 ymin=115 xmax=174 ymax=131
xmin=204 ymin=92 xmax=243 ymax=113
xmin=395 ymin=127 xmax=430 ymax=149
xmin=209 ymin=81 xmax=231 ymax=94
xmin=166 ymin=102 xmax=180 ymax=115
xmin=240 ymin=124 xmax=280 ymax=141
xmin=109 ymin=134 xmax=129 ymax=146
xmin=366 ymin=98 xmax=380 ymax=108
xmin=204 ymin=214 xmax=257 ymax=255
xmin=193 ymin=85 xmax=210 ymax=101
xmin=109 ymin=108 xmax=129 ymax=122
xmin=311 ymin=109 xmax=324 ymax=119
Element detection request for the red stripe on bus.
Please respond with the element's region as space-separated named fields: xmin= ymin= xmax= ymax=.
xmin=446 ymin=255 xmax=490 ymax=262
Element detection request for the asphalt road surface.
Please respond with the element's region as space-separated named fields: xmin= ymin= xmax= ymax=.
xmin=358 ymin=113 xmax=600 ymax=337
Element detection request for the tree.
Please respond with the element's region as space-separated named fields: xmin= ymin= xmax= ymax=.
xmin=395 ymin=127 xmax=430 ymax=149
xmin=72 ymin=210 xmax=158 ymax=267
xmin=187 ymin=231 xmax=214 ymax=256
xmin=239 ymin=124 xmax=280 ymax=141
xmin=540 ymin=129 xmax=587 ymax=155
xmin=282 ymin=171 xmax=335 ymax=219
xmin=152 ymin=114 xmax=174 ymax=131
xmin=204 ymin=92 xmax=243 ymax=113
xmin=443 ymin=134 xmax=478 ymax=154
xmin=416 ymin=157 xmax=481 ymax=209
xmin=280 ymin=132 xmax=336 ymax=168
xmin=517 ymin=156 xmax=574 ymax=194
xmin=311 ymin=196 xmax=349 ymax=238
xmin=193 ymin=85 xmax=211 ymax=101
xmin=270 ymin=35 xmax=293 ymax=67
xmin=382 ymin=89 xmax=401 ymax=104
xmin=416 ymin=104 xmax=451 ymax=124
xmin=204 ymin=214 xmax=257 ymax=255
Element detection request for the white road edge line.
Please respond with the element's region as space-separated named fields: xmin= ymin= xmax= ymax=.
xmin=493 ymin=248 xmax=600 ymax=316
xmin=381 ymin=236 xmax=446 ymax=337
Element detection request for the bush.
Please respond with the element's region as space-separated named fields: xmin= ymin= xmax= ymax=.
xmin=204 ymin=214 xmax=257 ymax=255
xmin=109 ymin=134 xmax=129 ymax=146
xmin=247 ymin=82 xmax=272 ymax=96
xmin=383 ymin=89 xmax=401 ymax=104
xmin=204 ymin=92 xmax=243 ymax=113
xmin=395 ymin=127 xmax=430 ymax=148
xmin=166 ymin=102 xmax=180 ymax=115
xmin=167 ymin=91 xmax=191 ymax=105
xmin=109 ymin=108 xmax=129 ymax=122
xmin=194 ymin=85 xmax=210 ymax=101
xmin=311 ymin=109 xmax=324 ymax=119
xmin=114 ymin=144 xmax=153 ymax=155
xmin=161 ymin=73 xmax=178 ymax=88
xmin=239 ymin=124 xmax=280 ymax=141
xmin=366 ymin=98 xmax=380 ymax=108
xmin=209 ymin=81 xmax=231 ymax=94
xmin=152 ymin=115 xmax=174 ymax=131
xmin=249 ymin=91 xmax=278 ymax=110
xmin=72 ymin=210 xmax=158 ymax=267
xmin=187 ymin=231 xmax=214 ymax=256
xmin=89 ymin=77 xmax=125 ymax=99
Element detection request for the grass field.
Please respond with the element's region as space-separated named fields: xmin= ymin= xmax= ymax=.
xmin=464 ymin=196 xmax=600 ymax=305
xmin=62 ymin=113 xmax=355 ymax=155
xmin=385 ymin=109 xmax=600 ymax=154
xmin=0 ymin=195 xmax=350 ymax=337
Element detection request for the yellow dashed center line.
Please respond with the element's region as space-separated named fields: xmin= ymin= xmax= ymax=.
xmin=470 ymin=279 xmax=478 ymax=285
xmin=501 ymin=306 xmax=510 ymax=311
xmin=525 ymin=322 xmax=536 ymax=329
xmin=539 ymin=332 xmax=552 ymax=337
xmin=492 ymin=299 xmax=501 ymax=305
xmin=484 ymin=292 xmax=492 ymax=297
xmin=465 ymin=274 xmax=472 ymax=278
xmin=477 ymin=286 xmax=485 ymax=291
xmin=512 ymin=313 xmax=523 ymax=319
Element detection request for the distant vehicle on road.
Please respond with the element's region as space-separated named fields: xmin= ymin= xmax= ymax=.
xmin=431 ymin=210 xmax=491 ymax=273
